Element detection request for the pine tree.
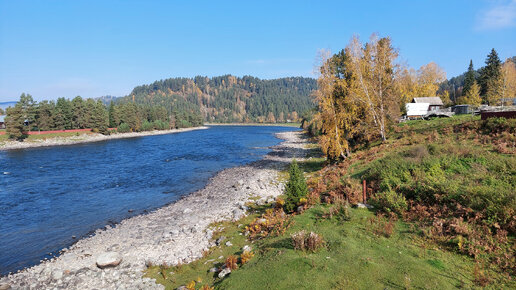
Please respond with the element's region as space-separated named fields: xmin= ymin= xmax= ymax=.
xmin=462 ymin=60 xmax=475 ymax=96
xmin=479 ymin=48 xmax=502 ymax=104
xmin=92 ymin=100 xmax=109 ymax=134
xmin=108 ymin=101 xmax=116 ymax=128
xmin=35 ymin=100 xmax=55 ymax=130
xmin=5 ymin=106 xmax=26 ymax=140
xmin=18 ymin=93 xmax=36 ymax=130
xmin=284 ymin=160 xmax=308 ymax=213
xmin=54 ymin=97 xmax=73 ymax=129
xmin=71 ymin=96 xmax=86 ymax=129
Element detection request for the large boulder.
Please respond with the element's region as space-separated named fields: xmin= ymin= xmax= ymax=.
xmin=96 ymin=252 xmax=122 ymax=269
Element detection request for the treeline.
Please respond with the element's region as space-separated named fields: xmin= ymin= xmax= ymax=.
xmin=111 ymin=75 xmax=317 ymax=123
xmin=438 ymin=51 xmax=516 ymax=106
xmin=4 ymin=94 xmax=201 ymax=140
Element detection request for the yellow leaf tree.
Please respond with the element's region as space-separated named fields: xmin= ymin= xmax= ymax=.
xmin=458 ymin=80 xmax=481 ymax=106
xmin=347 ymin=34 xmax=400 ymax=141
xmin=314 ymin=50 xmax=348 ymax=160
xmin=500 ymin=59 xmax=516 ymax=105
xmin=415 ymin=62 xmax=447 ymax=97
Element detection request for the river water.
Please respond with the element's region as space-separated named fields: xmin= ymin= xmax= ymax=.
xmin=0 ymin=126 xmax=298 ymax=275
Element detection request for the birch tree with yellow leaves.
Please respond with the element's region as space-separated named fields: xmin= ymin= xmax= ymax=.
xmin=313 ymin=50 xmax=347 ymax=160
xmin=346 ymin=34 xmax=400 ymax=141
xmin=415 ymin=62 xmax=447 ymax=97
xmin=500 ymin=59 xmax=516 ymax=105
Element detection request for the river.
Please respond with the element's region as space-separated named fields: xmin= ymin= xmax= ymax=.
xmin=0 ymin=125 xmax=298 ymax=275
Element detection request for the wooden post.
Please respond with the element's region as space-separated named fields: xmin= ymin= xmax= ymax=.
xmin=363 ymin=180 xmax=367 ymax=204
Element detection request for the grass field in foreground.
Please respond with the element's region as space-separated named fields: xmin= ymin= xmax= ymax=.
xmin=146 ymin=204 xmax=502 ymax=289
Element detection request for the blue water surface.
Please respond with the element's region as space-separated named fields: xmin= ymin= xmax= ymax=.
xmin=0 ymin=126 xmax=298 ymax=275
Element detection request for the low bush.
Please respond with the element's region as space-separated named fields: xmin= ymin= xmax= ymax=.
xmin=368 ymin=213 xmax=396 ymax=238
xmin=370 ymin=189 xmax=407 ymax=216
xmin=240 ymin=251 xmax=254 ymax=265
xmin=153 ymin=120 xmax=169 ymax=130
xmin=291 ymin=230 xmax=325 ymax=252
xmin=225 ymin=255 xmax=238 ymax=270
xmin=323 ymin=197 xmax=352 ymax=221
xmin=245 ymin=209 xmax=293 ymax=240
xmin=117 ymin=123 xmax=131 ymax=133
xmin=141 ymin=120 xmax=155 ymax=131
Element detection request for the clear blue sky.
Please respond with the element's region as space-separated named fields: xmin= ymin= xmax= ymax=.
xmin=1 ymin=0 xmax=515 ymax=102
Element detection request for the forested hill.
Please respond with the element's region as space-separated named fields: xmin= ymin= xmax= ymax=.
xmin=113 ymin=75 xmax=317 ymax=123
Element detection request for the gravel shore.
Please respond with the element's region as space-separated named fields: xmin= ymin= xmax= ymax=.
xmin=0 ymin=130 xmax=309 ymax=290
xmin=0 ymin=127 xmax=209 ymax=151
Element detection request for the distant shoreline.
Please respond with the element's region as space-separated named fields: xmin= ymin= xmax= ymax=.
xmin=0 ymin=126 xmax=209 ymax=151
xmin=206 ymin=122 xmax=301 ymax=127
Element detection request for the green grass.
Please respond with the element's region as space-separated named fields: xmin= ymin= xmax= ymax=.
xmin=147 ymin=204 xmax=503 ymax=289
xmin=145 ymin=116 xmax=515 ymax=289
xmin=0 ymin=131 xmax=93 ymax=143
xmin=219 ymin=207 xmax=487 ymax=289
xmin=397 ymin=114 xmax=479 ymax=129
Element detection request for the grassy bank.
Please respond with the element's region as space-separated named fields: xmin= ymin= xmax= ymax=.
xmin=146 ymin=201 xmax=500 ymax=289
xmin=146 ymin=115 xmax=514 ymax=289
xmin=0 ymin=131 xmax=94 ymax=143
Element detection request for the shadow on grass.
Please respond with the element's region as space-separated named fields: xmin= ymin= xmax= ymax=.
xmin=299 ymin=159 xmax=326 ymax=173
xmin=263 ymin=238 xmax=294 ymax=250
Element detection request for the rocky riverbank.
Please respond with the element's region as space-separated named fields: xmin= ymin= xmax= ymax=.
xmin=0 ymin=131 xmax=309 ymax=290
xmin=0 ymin=127 xmax=209 ymax=151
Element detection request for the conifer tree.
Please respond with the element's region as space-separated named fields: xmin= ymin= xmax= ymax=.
xmin=479 ymin=48 xmax=502 ymax=104
xmin=462 ymin=60 xmax=475 ymax=96
xmin=284 ymin=160 xmax=308 ymax=213
xmin=35 ymin=100 xmax=55 ymax=130
xmin=54 ymin=97 xmax=73 ymax=129
xmin=5 ymin=106 xmax=26 ymax=140
xmin=108 ymin=101 xmax=116 ymax=128
xmin=18 ymin=93 xmax=36 ymax=130
xmin=71 ymin=96 xmax=86 ymax=129
xmin=92 ymin=100 xmax=109 ymax=134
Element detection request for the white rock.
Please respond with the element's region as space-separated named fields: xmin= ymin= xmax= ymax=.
xmin=51 ymin=269 xmax=63 ymax=280
xmin=218 ymin=267 xmax=231 ymax=278
xmin=232 ymin=209 xmax=245 ymax=221
xmin=96 ymin=252 xmax=122 ymax=268
xmin=225 ymin=241 xmax=233 ymax=247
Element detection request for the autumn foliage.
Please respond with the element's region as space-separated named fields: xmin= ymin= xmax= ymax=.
xmin=312 ymin=33 xmax=448 ymax=161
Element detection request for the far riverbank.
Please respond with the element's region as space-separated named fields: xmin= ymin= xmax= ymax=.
xmin=0 ymin=126 xmax=209 ymax=151
xmin=205 ymin=122 xmax=301 ymax=127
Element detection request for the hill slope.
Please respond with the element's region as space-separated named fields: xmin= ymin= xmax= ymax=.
xmin=114 ymin=75 xmax=317 ymax=123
